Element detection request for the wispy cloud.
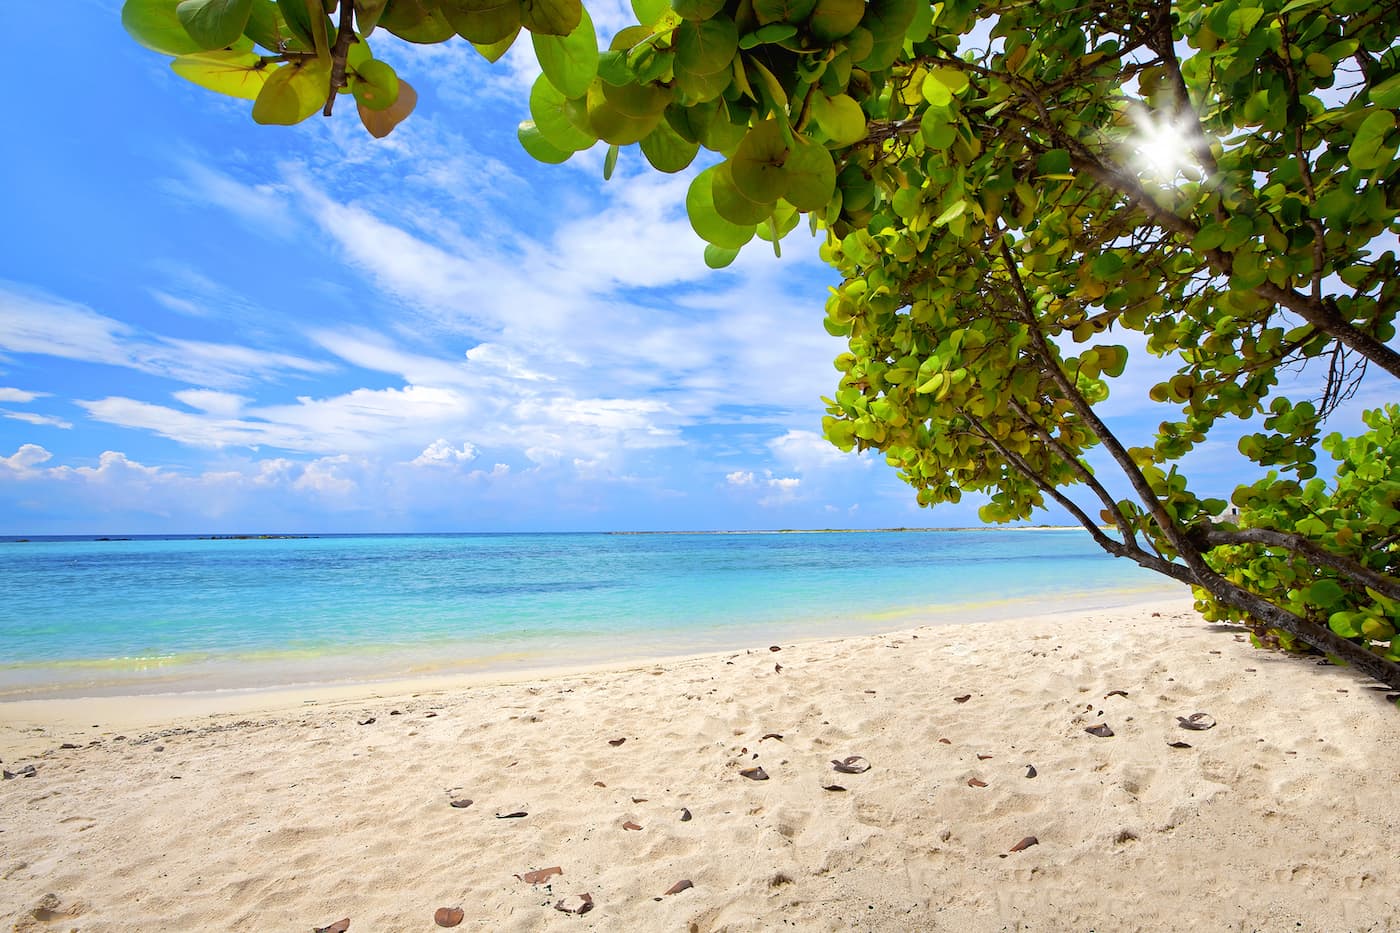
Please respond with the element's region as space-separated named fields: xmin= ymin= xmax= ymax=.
xmin=0 ymin=282 xmax=333 ymax=389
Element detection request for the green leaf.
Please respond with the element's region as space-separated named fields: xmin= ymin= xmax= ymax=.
xmin=243 ymin=0 xmax=308 ymax=50
xmin=712 ymin=162 xmax=773 ymax=224
xmin=753 ymin=0 xmax=816 ymax=25
xmin=252 ymin=59 xmax=328 ymax=125
xmin=632 ymin=0 xmax=670 ymax=25
xmin=529 ymin=75 xmax=596 ymax=151
xmin=808 ymin=93 xmax=866 ymax=146
xmin=603 ymin=143 xmax=619 ymax=179
xmin=521 ymin=0 xmax=582 ymax=36
xmin=1307 ymin=579 xmax=1347 ymax=610
xmin=639 ymin=119 xmax=700 ymax=173
xmin=350 ymin=59 xmax=400 ymax=111
xmin=1036 ymin=149 xmax=1072 ymax=176
xmin=171 ymin=49 xmax=268 ymax=99
xmin=443 ymin=0 xmax=522 ymax=45
xmin=473 ymin=28 xmax=521 ymax=62
xmin=1371 ymin=73 xmax=1400 ymax=109
xmin=675 ymin=17 xmax=738 ymax=77
xmin=177 ymin=0 xmax=254 ymax=50
xmin=355 ymin=0 xmax=390 ymax=35
xmin=782 ymin=136 xmax=836 ymax=211
xmin=686 ymin=165 xmax=756 ymax=249
xmin=533 ymin=5 xmax=598 ymax=98
xmin=672 ymin=0 xmax=724 ymax=19
xmin=806 ymin=0 xmax=863 ymax=42
xmin=855 ymin=0 xmax=916 ymax=70
xmin=358 ymin=77 xmax=417 ymax=137
xmin=1350 ymin=109 xmax=1397 ymax=171
xmin=518 ymin=120 xmax=573 ymax=163
xmin=378 ymin=0 xmax=456 ymax=43
xmin=123 ymin=0 xmax=206 ymax=54
xmin=704 ymin=244 xmax=741 ymax=268
xmin=274 ymin=0 xmax=319 ymax=50
xmin=731 ymin=119 xmax=789 ymax=203
xmin=932 ymin=199 xmax=966 ymax=227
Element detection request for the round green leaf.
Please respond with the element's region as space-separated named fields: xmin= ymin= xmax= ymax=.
xmin=378 ymin=0 xmax=457 ymax=42
xmin=602 ymin=80 xmax=673 ymax=118
xmin=533 ymin=5 xmax=598 ymax=98
xmin=731 ymin=119 xmax=789 ymax=203
xmin=704 ymin=244 xmax=741 ymax=268
xmin=639 ymin=120 xmax=700 ymax=173
xmin=686 ymin=165 xmax=756 ymax=249
xmin=171 ymin=49 xmax=268 ymax=99
xmin=672 ymin=0 xmax=724 ymax=19
xmin=808 ymin=92 xmax=866 ymax=146
xmin=855 ymin=0 xmax=915 ymax=70
xmin=177 ymin=0 xmax=254 ymax=50
xmin=521 ymin=0 xmax=582 ymax=36
xmin=529 ymin=74 xmax=597 ymax=151
xmin=632 ymin=0 xmax=669 ymax=25
xmin=806 ymin=0 xmax=863 ymax=42
xmin=123 ymin=0 xmax=206 ymax=54
xmin=586 ymin=83 xmax=663 ymax=144
xmin=252 ymin=60 xmax=329 ymax=125
xmin=443 ymin=0 xmax=522 ymax=44
xmin=350 ymin=59 xmax=400 ymax=111
xmin=675 ymin=17 xmax=738 ymax=77
xmin=712 ymin=162 xmax=775 ymax=224
xmin=754 ymin=0 xmax=816 ymax=25
xmin=473 ymin=27 xmax=522 ymax=61
xmin=782 ymin=136 xmax=836 ymax=211
xmin=518 ymin=121 xmax=573 ymax=163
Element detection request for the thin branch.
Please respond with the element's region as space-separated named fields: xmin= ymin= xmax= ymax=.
xmin=962 ymin=409 xmax=1193 ymax=584
xmin=324 ymin=0 xmax=357 ymax=117
xmin=1006 ymin=397 xmax=1138 ymax=548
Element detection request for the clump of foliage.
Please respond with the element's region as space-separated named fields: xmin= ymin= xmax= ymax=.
xmin=122 ymin=0 xmax=1400 ymax=689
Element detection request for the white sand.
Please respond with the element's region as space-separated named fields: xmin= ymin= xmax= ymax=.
xmin=2 ymin=597 xmax=1397 ymax=932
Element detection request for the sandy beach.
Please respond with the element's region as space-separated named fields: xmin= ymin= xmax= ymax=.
xmin=2 ymin=596 xmax=1397 ymax=932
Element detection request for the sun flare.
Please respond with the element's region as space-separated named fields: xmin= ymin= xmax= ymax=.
xmin=1128 ymin=107 xmax=1201 ymax=182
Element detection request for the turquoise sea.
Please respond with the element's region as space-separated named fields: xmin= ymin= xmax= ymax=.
xmin=0 ymin=530 xmax=1179 ymax=699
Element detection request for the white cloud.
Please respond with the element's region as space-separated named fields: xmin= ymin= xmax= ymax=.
xmin=0 ymin=387 xmax=44 ymax=402
xmin=174 ymin=389 xmax=251 ymax=417
xmin=726 ymin=470 xmax=755 ymax=486
xmin=412 ymin=438 xmax=478 ymax=466
xmin=2 ymin=410 xmax=72 ymax=429
xmin=2 ymin=444 xmax=53 ymax=473
xmin=0 ymin=282 xmax=333 ymax=389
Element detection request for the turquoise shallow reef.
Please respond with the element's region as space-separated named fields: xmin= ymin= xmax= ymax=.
xmin=0 ymin=530 xmax=1177 ymax=697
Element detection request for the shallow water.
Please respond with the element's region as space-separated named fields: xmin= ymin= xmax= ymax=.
xmin=0 ymin=530 xmax=1178 ymax=697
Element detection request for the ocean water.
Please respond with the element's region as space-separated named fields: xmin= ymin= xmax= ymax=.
xmin=0 ymin=530 xmax=1179 ymax=698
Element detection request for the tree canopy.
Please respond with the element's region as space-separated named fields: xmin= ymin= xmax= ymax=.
xmin=122 ymin=0 xmax=1400 ymax=690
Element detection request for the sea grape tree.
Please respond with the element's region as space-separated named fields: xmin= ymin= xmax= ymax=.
xmin=122 ymin=0 xmax=1400 ymax=688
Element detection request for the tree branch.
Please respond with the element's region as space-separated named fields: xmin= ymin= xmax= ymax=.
xmin=323 ymin=0 xmax=357 ymax=117
xmin=1192 ymin=526 xmax=1400 ymax=602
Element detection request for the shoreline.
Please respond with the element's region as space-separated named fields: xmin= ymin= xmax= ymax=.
xmin=2 ymin=595 xmax=1397 ymax=931
xmin=0 ymin=583 xmax=1180 ymax=703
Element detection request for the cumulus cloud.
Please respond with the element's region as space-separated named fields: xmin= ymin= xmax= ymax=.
xmin=726 ymin=470 xmax=755 ymax=486
xmin=2 ymin=444 xmax=53 ymax=473
xmin=412 ymin=439 xmax=478 ymax=466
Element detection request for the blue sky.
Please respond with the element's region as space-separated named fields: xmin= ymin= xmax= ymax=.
xmin=0 ymin=2 xmax=1390 ymax=534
